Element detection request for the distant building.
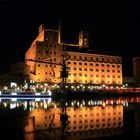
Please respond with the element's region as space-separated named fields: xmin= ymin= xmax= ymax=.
xmin=25 ymin=24 xmax=123 ymax=85
xmin=0 ymin=62 xmax=31 ymax=85
xmin=133 ymin=57 xmax=140 ymax=85
xmin=123 ymin=77 xmax=134 ymax=85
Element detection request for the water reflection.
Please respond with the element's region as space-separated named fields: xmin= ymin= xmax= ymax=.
xmin=0 ymin=97 xmax=140 ymax=140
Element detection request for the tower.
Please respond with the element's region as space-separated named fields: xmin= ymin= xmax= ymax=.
xmin=78 ymin=31 xmax=89 ymax=48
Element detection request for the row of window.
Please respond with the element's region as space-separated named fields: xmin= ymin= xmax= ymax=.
xmin=71 ymin=68 xmax=121 ymax=73
xmin=68 ymin=62 xmax=121 ymax=68
xmin=67 ymin=56 xmax=121 ymax=63
xmin=67 ymin=122 xmax=122 ymax=130
xmin=71 ymin=118 xmax=121 ymax=123
xmin=69 ymin=73 xmax=121 ymax=78
xmin=37 ymin=64 xmax=121 ymax=68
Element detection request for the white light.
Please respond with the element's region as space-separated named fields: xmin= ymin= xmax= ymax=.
xmin=48 ymin=90 xmax=52 ymax=96
xmin=10 ymin=103 xmax=16 ymax=109
xmin=35 ymin=93 xmax=41 ymax=95
xmin=35 ymin=98 xmax=41 ymax=101
xmin=10 ymin=82 xmax=17 ymax=88
xmin=11 ymin=92 xmax=17 ymax=95
xmin=11 ymin=98 xmax=17 ymax=101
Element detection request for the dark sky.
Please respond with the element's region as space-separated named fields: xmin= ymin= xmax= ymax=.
xmin=0 ymin=0 xmax=140 ymax=76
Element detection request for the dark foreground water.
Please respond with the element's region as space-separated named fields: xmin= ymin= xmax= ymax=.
xmin=0 ymin=96 xmax=140 ymax=140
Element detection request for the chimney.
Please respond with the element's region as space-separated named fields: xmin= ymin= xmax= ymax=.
xmin=58 ymin=19 xmax=61 ymax=44
xmin=78 ymin=31 xmax=89 ymax=48
xmin=39 ymin=24 xmax=45 ymax=34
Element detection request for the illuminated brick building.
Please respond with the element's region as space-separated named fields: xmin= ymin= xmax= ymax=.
xmin=25 ymin=24 xmax=122 ymax=85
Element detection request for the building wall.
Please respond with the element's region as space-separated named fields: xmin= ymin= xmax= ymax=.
xmin=25 ymin=25 xmax=122 ymax=85
xmin=66 ymin=52 xmax=122 ymax=84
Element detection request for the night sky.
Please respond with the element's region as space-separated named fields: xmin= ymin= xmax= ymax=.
xmin=0 ymin=0 xmax=140 ymax=76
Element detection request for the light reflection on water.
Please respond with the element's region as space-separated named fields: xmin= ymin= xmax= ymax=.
xmin=0 ymin=97 xmax=140 ymax=140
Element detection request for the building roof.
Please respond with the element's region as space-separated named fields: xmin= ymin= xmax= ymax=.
xmin=65 ymin=45 xmax=121 ymax=57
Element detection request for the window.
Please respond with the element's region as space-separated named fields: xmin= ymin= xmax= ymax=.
xmin=79 ymin=62 xmax=82 ymax=65
xmin=74 ymin=56 xmax=76 ymax=59
xmin=96 ymin=69 xmax=99 ymax=72
xmin=112 ymin=70 xmax=115 ymax=72
xmin=38 ymin=64 xmax=40 ymax=67
xmin=79 ymin=56 xmax=82 ymax=60
xmin=74 ymin=62 xmax=76 ymax=64
xmin=90 ymin=63 xmax=93 ymax=66
xmin=96 ymin=64 xmax=99 ymax=66
xmin=112 ymin=65 xmax=115 ymax=67
xmin=85 ymin=57 xmax=87 ymax=60
xmin=102 ymin=69 xmax=104 ymax=72
xmin=107 ymin=70 xmax=110 ymax=72
xmin=79 ymin=68 xmax=82 ymax=71
xmin=90 ymin=69 xmax=93 ymax=71
xmin=74 ymin=68 xmax=76 ymax=70
xmin=84 ymin=62 xmax=87 ymax=65
xmin=102 ymin=64 xmax=104 ymax=66
xmin=85 ymin=68 xmax=87 ymax=71
xmin=117 ymin=65 xmax=120 ymax=68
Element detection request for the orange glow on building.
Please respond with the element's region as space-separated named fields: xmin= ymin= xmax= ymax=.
xmin=25 ymin=24 xmax=123 ymax=85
